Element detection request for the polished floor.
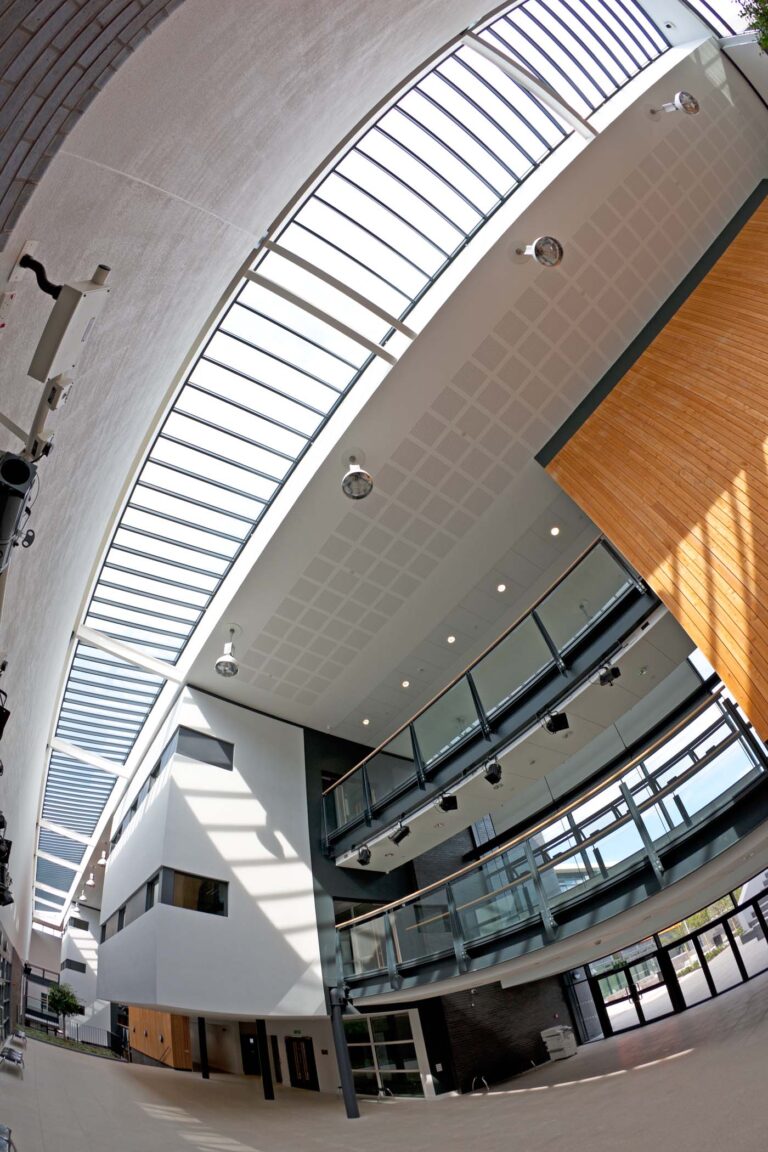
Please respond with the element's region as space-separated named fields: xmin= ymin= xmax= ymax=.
xmin=3 ymin=971 xmax=768 ymax=1152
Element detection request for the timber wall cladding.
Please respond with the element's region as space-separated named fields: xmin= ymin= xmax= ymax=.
xmin=548 ymin=199 xmax=768 ymax=737
xmin=0 ymin=0 xmax=185 ymax=250
xmin=127 ymin=1004 xmax=191 ymax=1068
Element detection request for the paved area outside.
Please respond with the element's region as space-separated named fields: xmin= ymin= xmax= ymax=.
xmin=2 ymin=970 xmax=768 ymax=1152
xmin=606 ymin=934 xmax=768 ymax=1031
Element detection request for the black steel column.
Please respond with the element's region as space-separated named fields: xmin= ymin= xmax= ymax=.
xmin=197 ymin=1016 xmax=209 ymax=1080
xmin=656 ymin=945 xmax=686 ymax=1014
xmin=256 ymin=1020 xmax=274 ymax=1100
xmin=329 ymin=988 xmax=359 ymax=1120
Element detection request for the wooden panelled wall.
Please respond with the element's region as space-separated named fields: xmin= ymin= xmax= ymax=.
xmin=128 ymin=1005 xmax=192 ymax=1069
xmin=548 ymin=200 xmax=768 ymax=737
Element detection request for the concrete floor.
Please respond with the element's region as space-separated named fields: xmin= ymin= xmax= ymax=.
xmin=3 ymin=971 xmax=768 ymax=1152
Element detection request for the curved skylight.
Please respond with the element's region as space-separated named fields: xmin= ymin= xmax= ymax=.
xmin=32 ymin=0 xmax=671 ymax=920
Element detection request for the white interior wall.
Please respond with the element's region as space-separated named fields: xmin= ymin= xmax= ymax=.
xmin=60 ymin=905 xmax=111 ymax=1032
xmin=27 ymin=928 xmax=60 ymax=974
xmin=98 ymin=689 xmax=326 ymax=1017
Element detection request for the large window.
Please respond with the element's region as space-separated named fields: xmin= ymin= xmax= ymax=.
xmin=171 ymin=871 xmax=228 ymax=916
xmin=344 ymin=1012 xmax=424 ymax=1097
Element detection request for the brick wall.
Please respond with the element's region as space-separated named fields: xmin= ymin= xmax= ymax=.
xmin=0 ymin=0 xmax=186 ymax=249
xmin=437 ymin=977 xmax=575 ymax=1091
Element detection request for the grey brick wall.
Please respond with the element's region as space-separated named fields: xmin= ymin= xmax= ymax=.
xmin=0 ymin=0 xmax=186 ymax=249
xmin=437 ymin=977 xmax=575 ymax=1091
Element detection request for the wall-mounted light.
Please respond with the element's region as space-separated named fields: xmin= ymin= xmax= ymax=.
xmin=341 ymin=455 xmax=373 ymax=500
xmin=357 ymin=846 xmax=372 ymax=866
xmin=544 ymin=711 xmax=569 ymax=734
xmin=388 ymin=822 xmax=410 ymax=846
xmin=650 ymin=90 xmax=700 ymax=117
xmin=515 ymin=236 xmax=564 ymax=267
xmin=215 ymin=625 xmax=240 ymax=678
xmin=599 ymin=666 xmax=621 ymax=687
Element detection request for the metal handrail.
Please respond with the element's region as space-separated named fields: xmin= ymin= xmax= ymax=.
xmin=336 ymin=690 xmax=721 ymax=930
xmin=324 ymin=537 xmax=636 ymax=796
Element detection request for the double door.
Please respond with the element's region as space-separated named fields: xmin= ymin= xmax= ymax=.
xmin=589 ymin=950 xmax=675 ymax=1035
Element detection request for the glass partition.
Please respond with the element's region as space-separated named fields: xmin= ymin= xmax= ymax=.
xmin=413 ymin=677 xmax=480 ymax=767
xmin=367 ymin=731 xmax=417 ymax=805
xmin=536 ymin=545 xmax=632 ymax=652
xmin=472 ymin=614 xmax=553 ymax=718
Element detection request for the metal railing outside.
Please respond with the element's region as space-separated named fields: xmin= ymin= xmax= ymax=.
xmin=337 ymin=689 xmax=768 ymax=982
xmin=323 ymin=538 xmax=641 ymax=836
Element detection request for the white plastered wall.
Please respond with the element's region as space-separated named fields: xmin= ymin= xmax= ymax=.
xmin=60 ymin=905 xmax=111 ymax=1032
xmin=98 ymin=688 xmax=326 ymax=1017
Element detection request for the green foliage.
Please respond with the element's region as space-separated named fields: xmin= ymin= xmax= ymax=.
xmin=47 ymin=982 xmax=82 ymax=1036
xmin=740 ymin=1 xmax=768 ymax=52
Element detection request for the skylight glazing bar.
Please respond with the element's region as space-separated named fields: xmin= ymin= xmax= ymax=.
xmin=678 ymin=0 xmax=742 ymax=35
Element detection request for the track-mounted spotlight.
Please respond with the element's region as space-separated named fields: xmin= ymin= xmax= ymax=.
xmin=515 ymin=236 xmax=564 ymax=267
xmin=435 ymin=793 xmax=459 ymax=813
xmin=544 ymin=711 xmax=569 ymax=734
xmin=484 ymin=760 xmax=502 ymax=786
xmin=357 ymin=845 xmax=372 ymax=866
xmin=599 ymin=666 xmax=621 ymax=687
xmin=388 ymin=822 xmax=410 ymax=846
xmin=0 ymin=839 xmax=11 ymax=866
xmin=341 ymin=455 xmax=374 ymax=500
xmin=215 ymin=625 xmax=239 ymax=678
xmin=650 ymin=90 xmax=700 ymax=117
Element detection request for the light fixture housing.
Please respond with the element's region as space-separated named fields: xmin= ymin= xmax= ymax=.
xmin=85 ymin=871 xmax=95 ymax=887
xmin=651 ymin=90 xmax=700 ymax=117
xmin=599 ymin=666 xmax=621 ymax=687
xmin=341 ymin=456 xmax=373 ymax=500
xmin=435 ymin=793 xmax=459 ymax=813
xmin=97 ymin=849 xmax=107 ymax=867
xmin=215 ymin=626 xmax=239 ymax=678
xmin=388 ymin=823 xmax=410 ymax=846
xmin=544 ymin=712 xmax=569 ymax=734
xmin=357 ymin=846 xmax=372 ymax=866
xmin=79 ymin=888 xmax=87 ymax=903
xmin=484 ymin=760 xmax=502 ymax=786
xmin=516 ymin=236 xmax=564 ymax=267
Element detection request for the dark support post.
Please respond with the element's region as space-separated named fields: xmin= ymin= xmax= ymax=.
xmin=619 ymin=781 xmax=664 ymax=885
xmin=256 ymin=1020 xmax=274 ymax=1100
xmin=197 ymin=1017 xmax=209 ymax=1080
xmin=329 ymin=988 xmax=360 ymax=1120
xmin=523 ymin=840 xmax=556 ymax=939
xmin=466 ymin=671 xmax=492 ymax=741
xmin=656 ymin=944 xmax=686 ymax=1014
xmin=410 ymin=725 xmax=427 ymax=790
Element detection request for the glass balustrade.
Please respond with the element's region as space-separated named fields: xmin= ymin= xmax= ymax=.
xmin=324 ymin=540 xmax=641 ymax=835
xmin=337 ymin=692 xmax=768 ymax=981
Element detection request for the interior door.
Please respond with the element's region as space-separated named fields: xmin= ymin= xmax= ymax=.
xmin=284 ymin=1036 xmax=319 ymax=1091
xmin=240 ymin=1033 xmax=261 ymax=1076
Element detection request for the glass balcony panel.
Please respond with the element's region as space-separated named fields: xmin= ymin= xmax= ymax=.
xmin=393 ymin=896 xmax=453 ymax=964
xmin=471 ymin=614 xmax=553 ymax=718
xmin=536 ymin=545 xmax=632 ymax=653
xmin=331 ymin=772 xmax=367 ymax=829
xmin=366 ymin=731 xmax=417 ymax=806
xmin=670 ymin=741 xmax=758 ymax=821
xmin=452 ymin=867 xmax=536 ymax=942
xmin=343 ymin=918 xmax=388 ymax=976
xmin=412 ymin=678 xmax=480 ymax=768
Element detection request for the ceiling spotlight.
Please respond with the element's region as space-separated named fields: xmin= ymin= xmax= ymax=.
xmin=550 ymin=526 xmax=560 ymax=537
xmin=0 ymin=812 xmax=6 ymax=836
xmin=357 ymin=845 xmax=372 ymax=866
xmin=0 ymin=840 xmax=10 ymax=866
xmin=0 ymin=887 xmax=12 ymax=908
xmin=515 ymin=236 xmax=564 ymax=267
xmin=0 ymin=690 xmax=9 ymax=740
xmin=435 ymin=793 xmax=459 ymax=813
xmin=85 ymin=871 xmax=95 ymax=887
xmin=79 ymin=888 xmax=87 ymax=903
xmin=388 ymin=822 xmax=411 ymax=846
xmin=544 ymin=712 xmax=570 ymax=734
xmin=215 ymin=626 xmax=239 ymax=678
xmin=484 ymin=760 xmax=502 ymax=786
xmin=97 ymin=849 xmax=107 ymax=867
xmin=599 ymin=665 xmax=621 ymax=687
xmin=497 ymin=583 xmax=506 ymax=593
xmin=401 ymin=680 xmax=410 ymax=688
xmin=447 ymin=635 xmax=456 ymax=645
xmin=341 ymin=455 xmax=373 ymax=500
xmin=362 ymin=718 xmax=370 ymax=726
xmin=650 ymin=90 xmax=700 ymax=117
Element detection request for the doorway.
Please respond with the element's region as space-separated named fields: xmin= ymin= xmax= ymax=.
xmin=284 ymin=1036 xmax=319 ymax=1091
xmin=589 ymin=949 xmax=674 ymax=1035
xmin=240 ymin=1033 xmax=261 ymax=1076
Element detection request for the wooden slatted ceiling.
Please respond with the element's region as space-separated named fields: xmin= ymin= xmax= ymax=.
xmin=548 ymin=200 xmax=768 ymax=737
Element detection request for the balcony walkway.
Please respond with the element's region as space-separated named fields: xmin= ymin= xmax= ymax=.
xmin=3 ymin=970 xmax=768 ymax=1151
